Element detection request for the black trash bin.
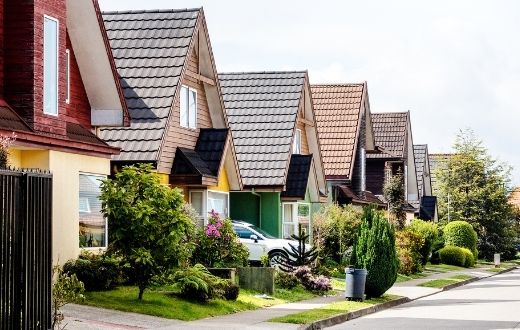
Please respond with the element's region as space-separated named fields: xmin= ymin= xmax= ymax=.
xmin=345 ymin=267 xmax=367 ymax=301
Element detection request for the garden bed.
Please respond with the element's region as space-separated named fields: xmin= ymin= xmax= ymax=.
xmin=82 ymin=285 xmax=318 ymax=321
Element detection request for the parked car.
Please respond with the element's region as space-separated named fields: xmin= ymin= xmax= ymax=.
xmin=231 ymin=220 xmax=310 ymax=266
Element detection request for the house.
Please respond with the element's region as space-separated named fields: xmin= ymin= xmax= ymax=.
xmin=310 ymin=83 xmax=385 ymax=208
xmin=219 ymin=71 xmax=327 ymax=238
xmin=367 ymin=111 xmax=419 ymax=219
xmin=98 ymin=8 xmax=243 ymax=225
xmin=413 ymin=144 xmax=438 ymax=221
xmin=0 ymin=0 xmax=129 ymax=262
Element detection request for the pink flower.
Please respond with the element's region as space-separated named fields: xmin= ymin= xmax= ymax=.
xmin=205 ymin=224 xmax=221 ymax=238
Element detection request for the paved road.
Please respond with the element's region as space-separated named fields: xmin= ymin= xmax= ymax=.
xmin=329 ymin=268 xmax=520 ymax=330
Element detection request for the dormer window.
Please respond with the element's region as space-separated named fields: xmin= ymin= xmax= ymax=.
xmin=180 ymin=85 xmax=197 ymax=129
xmin=43 ymin=16 xmax=59 ymax=116
xmin=293 ymin=129 xmax=301 ymax=154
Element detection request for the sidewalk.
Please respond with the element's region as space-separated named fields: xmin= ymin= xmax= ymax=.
xmin=63 ymin=265 xmax=513 ymax=330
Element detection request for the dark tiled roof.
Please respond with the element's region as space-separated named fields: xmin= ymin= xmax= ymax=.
xmin=219 ymin=71 xmax=306 ymax=186
xmin=67 ymin=123 xmax=110 ymax=146
xmin=419 ymin=196 xmax=437 ymax=221
xmin=413 ymin=144 xmax=427 ymax=197
xmin=311 ymin=84 xmax=364 ymax=178
xmin=281 ymin=154 xmax=312 ymax=199
xmin=369 ymin=112 xmax=409 ymax=159
xmin=0 ymin=103 xmax=32 ymax=132
xmin=338 ymin=185 xmax=385 ymax=206
xmin=98 ymin=9 xmax=200 ymax=161
xmin=194 ymin=128 xmax=228 ymax=175
xmin=171 ymin=128 xmax=228 ymax=178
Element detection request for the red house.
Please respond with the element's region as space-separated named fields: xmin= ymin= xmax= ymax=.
xmin=0 ymin=0 xmax=128 ymax=263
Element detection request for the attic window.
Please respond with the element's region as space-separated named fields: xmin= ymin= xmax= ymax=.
xmin=293 ymin=129 xmax=302 ymax=154
xmin=180 ymin=85 xmax=197 ymax=129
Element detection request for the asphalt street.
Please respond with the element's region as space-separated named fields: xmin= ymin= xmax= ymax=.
xmin=329 ymin=268 xmax=520 ymax=330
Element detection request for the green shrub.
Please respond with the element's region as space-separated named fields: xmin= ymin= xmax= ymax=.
xmin=430 ymin=250 xmax=441 ymax=264
xmin=409 ymin=219 xmax=439 ymax=265
xmin=192 ymin=212 xmax=249 ymax=268
xmin=444 ymin=221 xmax=478 ymax=258
xmin=350 ymin=206 xmax=398 ymax=298
xmin=275 ymin=270 xmax=299 ymax=289
xmin=223 ymin=283 xmax=240 ymax=301
xmin=461 ymin=248 xmax=475 ymax=267
xmin=439 ymin=246 xmax=466 ymax=267
xmin=396 ymin=229 xmax=424 ymax=275
xmin=173 ymin=264 xmax=227 ymax=302
xmin=313 ymin=204 xmax=362 ymax=265
xmin=63 ymin=251 xmax=122 ymax=291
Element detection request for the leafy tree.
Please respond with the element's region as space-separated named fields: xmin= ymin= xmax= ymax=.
xmin=383 ymin=170 xmax=406 ymax=230
xmin=350 ymin=206 xmax=398 ymax=298
xmin=100 ymin=164 xmax=196 ymax=299
xmin=436 ymin=130 xmax=517 ymax=260
xmin=279 ymin=224 xmax=318 ymax=272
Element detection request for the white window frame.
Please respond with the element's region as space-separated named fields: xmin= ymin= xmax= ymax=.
xmin=43 ymin=15 xmax=59 ymax=116
xmin=282 ymin=202 xmax=298 ymax=239
xmin=79 ymin=173 xmax=108 ymax=250
xmin=293 ymin=129 xmax=302 ymax=154
xmin=189 ymin=189 xmax=207 ymax=225
xmin=79 ymin=196 xmax=91 ymax=213
xmin=207 ymin=190 xmax=229 ymax=219
xmin=180 ymin=85 xmax=197 ymax=129
xmin=65 ymin=49 xmax=70 ymax=104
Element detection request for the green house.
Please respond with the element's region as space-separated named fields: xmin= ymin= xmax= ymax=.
xmin=219 ymin=71 xmax=328 ymax=238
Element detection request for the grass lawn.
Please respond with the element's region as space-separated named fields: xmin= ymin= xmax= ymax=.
xmin=268 ymin=294 xmax=400 ymax=324
xmin=83 ymin=285 xmax=318 ymax=321
xmin=396 ymin=272 xmax=427 ymax=283
xmin=331 ymin=278 xmax=345 ymax=291
xmin=478 ymin=259 xmax=519 ymax=272
xmin=418 ymin=274 xmax=473 ymax=288
xmin=424 ymin=263 xmax=466 ymax=273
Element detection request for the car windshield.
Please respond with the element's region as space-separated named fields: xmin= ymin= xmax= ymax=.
xmin=247 ymin=224 xmax=277 ymax=239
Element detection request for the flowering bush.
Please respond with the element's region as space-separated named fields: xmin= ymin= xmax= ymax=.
xmin=396 ymin=229 xmax=425 ymax=275
xmin=0 ymin=133 xmax=16 ymax=168
xmin=191 ymin=211 xmax=249 ymax=268
xmin=293 ymin=266 xmax=332 ymax=293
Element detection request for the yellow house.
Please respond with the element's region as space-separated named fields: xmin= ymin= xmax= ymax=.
xmin=99 ymin=8 xmax=242 ymax=225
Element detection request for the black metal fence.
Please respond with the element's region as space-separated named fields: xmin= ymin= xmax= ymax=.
xmin=1 ymin=169 xmax=53 ymax=329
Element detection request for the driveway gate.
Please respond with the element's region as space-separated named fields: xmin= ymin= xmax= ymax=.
xmin=1 ymin=169 xmax=53 ymax=329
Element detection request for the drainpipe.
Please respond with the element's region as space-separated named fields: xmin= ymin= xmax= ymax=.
xmin=251 ymin=188 xmax=262 ymax=228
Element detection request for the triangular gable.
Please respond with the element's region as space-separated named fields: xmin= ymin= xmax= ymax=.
xmin=281 ymin=154 xmax=312 ymax=199
xmin=66 ymin=0 xmax=128 ymax=126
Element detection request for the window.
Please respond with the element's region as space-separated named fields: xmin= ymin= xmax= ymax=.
xmin=180 ymin=85 xmax=197 ymax=128
xmin=79 ymin=174 xmax=107 ymax=248
xmin=207 ymin=191 xmax=229 ymax=218
xmin=43 ymin=16 xmax=59 ymax=115
xmin=233 ymin=226 xmax=256 ymax=239
xmin=65 ymin=49 xmax=70 ymax=104
xmin=283 ymin=202 xmax=310 ymax=240
xmin=293 ymin=129 xmax=301 ymax=154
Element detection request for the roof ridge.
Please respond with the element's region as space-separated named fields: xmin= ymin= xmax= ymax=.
xmin=372 ymin=111 xmax=409 ymax=115
xmin=102 ymin=8 xmax=201 ymax=15
xmin=310 ymin=83 xmax=364 ymax=87
xmin=219 ymin=70 xmax=307 ymax=75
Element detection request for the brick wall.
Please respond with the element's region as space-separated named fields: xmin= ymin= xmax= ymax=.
xmin=0 ymin=0 xmax=4 ymax=97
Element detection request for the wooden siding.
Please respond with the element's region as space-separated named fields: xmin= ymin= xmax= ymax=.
xmin=296 ymin=107 xmax=310 ymax=155
xmin=158 ymin=37 xmax=213 ymax=173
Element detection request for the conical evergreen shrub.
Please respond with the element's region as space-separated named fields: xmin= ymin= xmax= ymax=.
xmin=350 ymin=206 xmax=398 ymax=298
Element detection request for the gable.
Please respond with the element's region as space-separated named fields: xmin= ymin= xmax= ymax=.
xmin=369 ymin=112 xmax=409 ymax=159
xmin=219 ymin=71 xmax=306 ymax=187
xmin=99 ymin=9 xmax=200 ymax=162
xmin=311 ymin=83 xmax=364 ymax=179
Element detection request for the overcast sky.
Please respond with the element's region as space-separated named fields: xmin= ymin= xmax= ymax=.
xmin=99 ymin=0 xmax=520 ymax=186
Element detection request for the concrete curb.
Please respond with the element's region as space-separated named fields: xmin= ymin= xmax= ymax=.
xmin=299 ymin=266 xmax=518 ymax=330
xmin=298 ymin=297 xmax=410 ymax=330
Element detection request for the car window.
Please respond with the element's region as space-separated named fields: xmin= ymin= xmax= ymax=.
xmin=233 ymin=226 xmax=257 ymax=239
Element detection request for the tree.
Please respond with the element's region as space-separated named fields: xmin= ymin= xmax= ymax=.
xmin=383 ymin=169 xmax=406 ymax=230
xmin=350 ymin=206 xmax=398 ymax=298
xmin=279 ymin=224 xmax=318 ymax=272
xmin=436 ymin=129 xmax=517 ymax=260
xmin=100 ymin=164 xmax=196 ymax=299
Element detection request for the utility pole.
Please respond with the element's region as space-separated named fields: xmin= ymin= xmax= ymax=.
xmin=447 ymin=193 xmax=451 ymax=222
